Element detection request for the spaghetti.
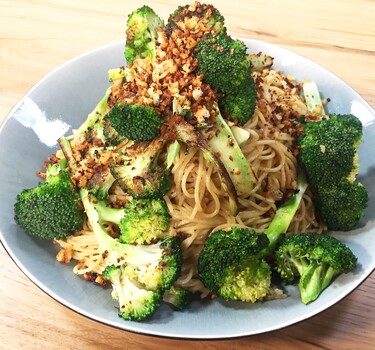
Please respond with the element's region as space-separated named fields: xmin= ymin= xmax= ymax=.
xmin=55 ymin=67 xmax=324 ymax=297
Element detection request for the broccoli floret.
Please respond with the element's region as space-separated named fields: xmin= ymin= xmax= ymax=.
xmin=80 ymin=188 xmax=182 ymax=292
xmin=198 ymin=173 xmax=309 ymax=301
xmin=93 ymin=197 xmax=170 ymax=244
xmin=118 ymin=198 xmax=170 ymax=244
xmin=14 ymin=158 xmax=84 ymax=239
xmin=105 ymin=103 xmax=163 ymax=142
xmin=198 ymin=227 xmax=271 ymax=302
xmin=102 ymin=264 xmax=162 ymax=321
xmin=167 ymin=2 xmax=225 ymax=37
xmin=125 ymin=5 xmax=164 ymax=64
xmin=275 ymin=232 xmax=357 ymax=304
xmin=219 ymin=256 xmax=272 ymax=302
xmin=123 ymin=237 xmax=182 ymax=292
xmin=298 ymin=82 xmax=368 ymax=231
xmin=313 ymin=179 xmax=368 ymax=231
xmin=195 ymin=32 xmax=256 ymax=125
xmin=298 ymin=114 xmax=363 ymax=185
xmin=297 ymin=113 xmax=368 ymax=231
xmin=194 ymin=31 xmax=257 ymax=190
xmin=110 ymin=137 xmax=171 ymax=199
xmin=163 ymin=286 xmax=193 ymax=310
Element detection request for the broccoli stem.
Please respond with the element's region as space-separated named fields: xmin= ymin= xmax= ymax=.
xmin=77 ymin=87 xmax=112 ymax=136
xmin=80 ymin=188 xmax=123 ymax=254
xmin=108 ymin=67 xmax=127 ymax=82
xmin=299 ymin=263 xmax=338 ymax=304
xmin=302 ymin=81 xmax=325 ymax=115
xmin=173 ymin=116 xmax=238 ymax=213
xmin=93 ymin=199 xmax=125 ymax=226
xmin=263 ymin=171 xmax=308 ymax=254
xmin=297 ymin=261 xmax=338 ymax=304
xmin=202 ymin=107 xmax=256 ymax=197
xmin=166 ymin=140 xmax=181 ymax=169
xmin=58 ymin=136 xmax=77 ymax=173
xmin=299 ymin=262 xmax=323 ymax=304
xmin=230 ymin=125 xmax=250 ymax=146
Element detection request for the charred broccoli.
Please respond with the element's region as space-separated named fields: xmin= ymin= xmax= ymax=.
xmin=110 ymin=137 xmax=171 ymax=199
xmin=201 ymin=107 xmax=256 ymax=197
xmin=167 ymin=2 xmax=225 ymax=37
xmin=76 ymin=87 xmax=112 ymax=141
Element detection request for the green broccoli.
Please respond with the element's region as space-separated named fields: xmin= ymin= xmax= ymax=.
xmin=163 ymin=286 xmax=193 ymax=310
xmin=179 ymin=17 xmax=257 ymax=197
xmin=298 ymin=113 xmax=363 ymax=185
xmin=198 ymin=227 xmax=271 ymax=302
xmin=195 ymin=32 xmax=256 ymax=125
xmin=92 ymin=197 xmax=170 ymax=244
xmin=313 ymin=178 xmax=368 ymax=232
xmin=275 ymin=232 xmax=357 ymax=304
xmin=80 ymin=188 xmax=182 ymax=292
xmin=118 ymin=198 xmax=170 ymax=244
xmin=102 ymin=264 xmax=162 ymax=321
xmin=14 ymin=158 xmax=84 ymax=239
xmin=125 ymin=5 xmax=164 ymax=64
xmin=298 ymin=81 xmax=368 ymax=231
xmin=105 ymin=103 xmax=163 ymax=142
xmin=263 ymin=172 xmax=309 ymax=254
xmin=110 ymin=137 xmax=171 ymax=199
xmin=198 ymin=173 xmax=309 ymax=302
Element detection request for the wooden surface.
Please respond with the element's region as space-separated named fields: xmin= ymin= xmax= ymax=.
xmin=1 ymin=1 xmax=374 ymax=349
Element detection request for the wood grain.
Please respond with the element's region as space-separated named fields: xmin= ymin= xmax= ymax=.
xmin=1 ymin=1 xmax=374 ymax=349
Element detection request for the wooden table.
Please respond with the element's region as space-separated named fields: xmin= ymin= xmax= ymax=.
xmin=1 ymin=1 xmax=374 ymax=349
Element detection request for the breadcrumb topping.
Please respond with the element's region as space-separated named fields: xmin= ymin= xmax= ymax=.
xmin=109 ymin=2 xmax=220 ymax=126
